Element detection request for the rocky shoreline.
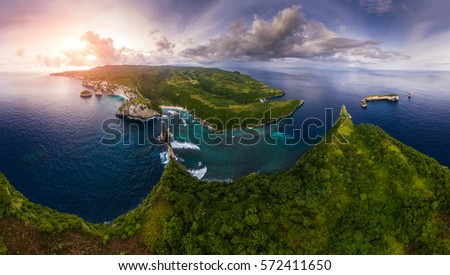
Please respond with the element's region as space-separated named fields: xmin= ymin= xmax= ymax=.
xmin=361 ymin=94 xmax=399 ymax=108
xmin=52 ymin=73 xmax=160 ymax=120
xmin=81 ymin=79 xmax=138 ymax=100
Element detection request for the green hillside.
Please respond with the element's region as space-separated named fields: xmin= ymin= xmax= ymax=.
xmin=1 ymin=106 xmax=449 ymax=254
xmin=52 ymin=65 xmax=303 ymax=131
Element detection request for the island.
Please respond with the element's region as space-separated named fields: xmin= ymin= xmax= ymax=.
xmin=361 ymin=94 xmax=399 ymax=108
xmin=51 ymin=65 xmax=303 ymax=131
xmin=1 ymin=106 xmax=450 ymax=255
xmin=79 ymin=90 xmax=92 ymax=97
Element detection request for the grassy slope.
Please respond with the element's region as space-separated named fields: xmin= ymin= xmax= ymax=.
xmin=53 ymin=65 xmax=303 ymax=131
xmin=1 ymin=106 xmax=449 ymax=254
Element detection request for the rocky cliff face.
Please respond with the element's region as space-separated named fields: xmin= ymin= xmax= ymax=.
xmin=116 ymin=101 xmax=160 ymax=120
xmin=81 ymin=79 xmax=138 ymax=100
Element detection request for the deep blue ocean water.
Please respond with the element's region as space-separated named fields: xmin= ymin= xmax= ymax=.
xmin=1 ymin=69 xmax=449 ymax=222
xmin=0 ymin=73 xmax=165 ymax=222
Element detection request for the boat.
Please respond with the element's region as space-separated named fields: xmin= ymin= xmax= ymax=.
xmin=407 ymin=91 xmax=412 ymax=98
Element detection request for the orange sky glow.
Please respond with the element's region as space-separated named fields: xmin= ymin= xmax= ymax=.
xmin=1 ymin=1 xmax=178 ymax=71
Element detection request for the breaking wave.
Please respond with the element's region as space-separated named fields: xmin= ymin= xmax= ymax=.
xmin=188 ymin=166 xmax=207 ymax=179
xmin=167 ymin=110 xmax=178 ymax=115
xmin=159 ymin=151 xmax=169 ymax=166
xmin=170 ymin=140 xmax=200 ymax=150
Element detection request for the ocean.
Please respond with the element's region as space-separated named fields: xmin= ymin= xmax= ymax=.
xmin=1 ymin=68 xmax=449 ymax=222
xmin=0 ymin=73 xmax=164 ymax=222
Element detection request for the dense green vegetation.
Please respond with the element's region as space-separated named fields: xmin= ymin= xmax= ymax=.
xmin=53 ymin=65 xmax=303 ymax=131
xmin=1 ymin=106 xmax=450 ymax=254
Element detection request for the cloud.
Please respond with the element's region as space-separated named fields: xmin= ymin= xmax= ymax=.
xmin=358 ymin=0 xmax=393 ymax=14
xmin=15 ymin=48 xmax=26 ymax=58
xmin=148 ymin=29 xmax=160 ymax=36
xmin=182 ymin=5 xmax=406 ymax=63
xmin=149 ymin=29 xmax=176 ymax=54
xmin=62 ymin=31 xmax=125 ymax=66
xmin=37 ymin=31 xmax=162 ymax=67
xmin=36 ymin=54 xmax=63 ymax=67
xmin=155 ymin=36 xmax=175 ymax=53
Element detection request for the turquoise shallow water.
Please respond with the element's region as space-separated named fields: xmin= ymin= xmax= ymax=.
xmin=1 ymin=69 xmax=449 ymax=222
xmin=170 ymin=68 xmax=450 ymax=179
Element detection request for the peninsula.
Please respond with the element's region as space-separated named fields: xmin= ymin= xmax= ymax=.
xmin=361 ymin=94 xmax=399 ymax=108
xmin=51 ymin=65 xmax=303 ymax=131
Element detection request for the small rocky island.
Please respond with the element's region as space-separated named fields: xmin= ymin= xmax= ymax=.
xmin=361 ymin=94 xmax=399 ymax=108
xmin=80 ymin=90 xmax=92 ymax=97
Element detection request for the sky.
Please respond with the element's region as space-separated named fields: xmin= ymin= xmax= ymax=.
xmin=1 ymin=0 xmax=450 ymax=71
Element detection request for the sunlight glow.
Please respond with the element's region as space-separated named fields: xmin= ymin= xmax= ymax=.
xmin=67 ymin=38 xmax=86 ymax=49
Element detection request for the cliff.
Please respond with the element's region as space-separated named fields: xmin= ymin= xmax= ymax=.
xmin=116 ymin=100 xmax=160 ymax=120
xmin=80 ymin=79 xmax=139 ymax=100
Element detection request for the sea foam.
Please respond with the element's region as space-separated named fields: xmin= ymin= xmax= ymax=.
xmin=159 ymin=151 xmax=169 ymax=165
xmin=188 ymin=166 xmax=207 ymax=179
xmin=170 ymin=140 xmax=200 ymax=150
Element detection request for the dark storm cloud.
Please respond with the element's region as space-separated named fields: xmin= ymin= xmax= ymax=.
xmin=182 ymin=5 xmax=406 ymax=62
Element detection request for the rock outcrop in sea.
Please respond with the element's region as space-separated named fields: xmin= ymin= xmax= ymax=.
xmin=361 ymin=94 xmax=399 ymax=108
xmin=80 ymin=90 xmax=92 ymax=97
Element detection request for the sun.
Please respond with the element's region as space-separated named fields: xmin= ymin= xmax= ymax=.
xmin=67 ymin=38 xmax=86 ymax=49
